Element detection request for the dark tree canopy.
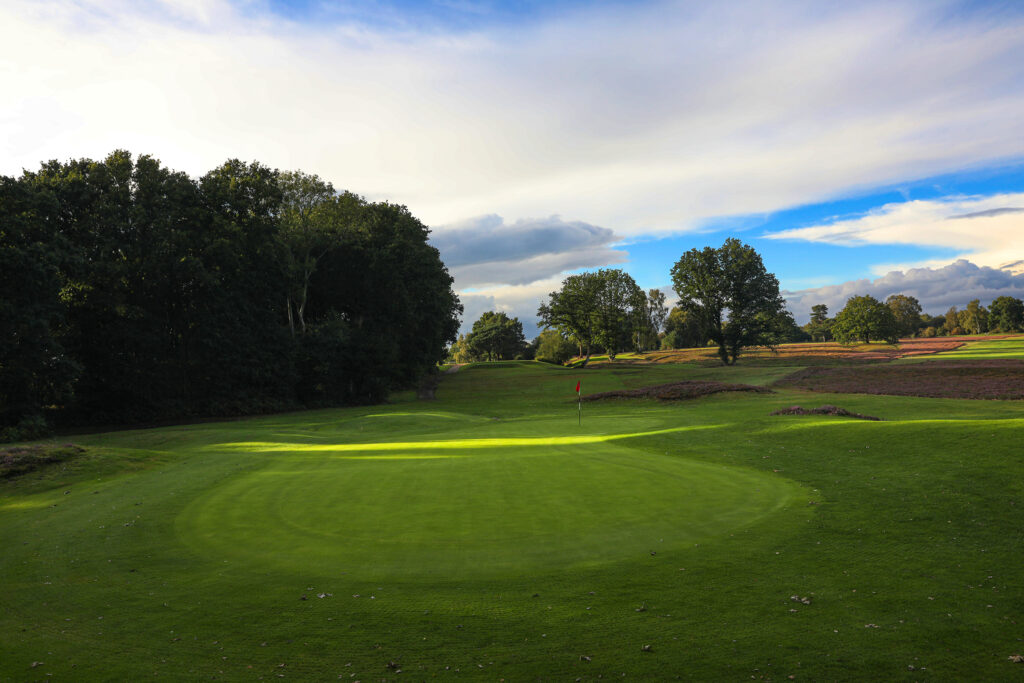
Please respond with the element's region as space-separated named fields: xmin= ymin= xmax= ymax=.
xmin=886 ymin=294 xmax=923 ymax=338
xmin=670 ymin=238 xmax=785 ymax=365
xmin=832 ymin=295 xmax=898 ymax=344
xmin=537 ymin=268 xmax=645 ymax=363
xmin=989 ymin=295 xmax=1024 ymax=332
xmin=465 ymin=311 xmax=527 ymax=361
xmin=0 ymin=151 xmax=460 ymax=440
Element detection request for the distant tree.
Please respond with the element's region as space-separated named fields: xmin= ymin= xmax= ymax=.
xmin=886 ymin=294 xmax=923 ymax=338
xmin=537 ymin=272 xmax=602 ymax=363
xmin=804 ymin=304 xmax=834 ymax=341
xmin=465 ymin=311 xmax=526 ymax=361
xmin=943 ymin=306 xmax=960 ymax=335
xmin=670 ymin=238 xmax=785 ymax=365
xmin=958 ymin=299 xmax=989 ymax=335
xmin=447 ymin=334 xmax=474 ymax=363
xmin=633 ymin=288 xmax=668 ymax=352
xmin=534 ymin=329 xmax=576 ymax=365
xmin=762 ymin=309 xmax=808 ymax=344
xmin=538 ymin=268 xmax=645 ymax=363
xmin=921 ymin=326 xmax=938 ymax=338
xmin=661 ymin=306 xmax=705 ymax=349
xmin=592 ymin=269 xmax=645 ymax=359
xmin=989 ymin=296 xmax=1024 ymax=332
xmin=832 ymin=295 xmax=898 ymax=344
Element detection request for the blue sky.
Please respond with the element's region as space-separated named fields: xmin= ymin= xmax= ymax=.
xmin=2 ymin=0 xmax=1024 ymax=337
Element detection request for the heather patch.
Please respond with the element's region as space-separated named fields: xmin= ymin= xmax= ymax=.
xmin=0 ymin=443 xmax=85 ymax=478
xmin=581 ymin=380 xmax=772 ymax=401
xmin=771 ymin=404 xmax=881 ymax=420
xmin=775 ymin=360 xmax=1024 ymax=399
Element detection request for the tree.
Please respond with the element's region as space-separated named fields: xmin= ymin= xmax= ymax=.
xmin=989 ymin=296 xmax=1024 ymax=332
xmin=943 ymin=306 xmax=960 ymax=335
xmin=661 ymin=306 xmax=705 ymax=349
xmin=534 ymin=329 xmax=576 ymax=365
xmin=886 ymin=294 xmax=923 ymax=338
xmin=670 ymin=238 xmax=785 ymax=365
xmin=832 ymin=295 xmax=898 ymax=344
xmin=277 ymin=170 xmax=338 ymax=335
xmin=804 ymin=304 xmax=833 ymax=342
xmin=537 ymin=272 xmax=602 ymax=363
xmin=591 ymin=269 xmax=644 ymax=359
xmin=959 ymin=299 xmax=989 ymax=335
xmin=465 ymin=311 xmax=526 ymax=361
xmin=633 ymin=288 xmax=668 ymax=352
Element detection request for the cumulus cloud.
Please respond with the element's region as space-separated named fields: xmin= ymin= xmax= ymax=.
xmin=765 ymin=193 xmax=1024 ymax=274
xmin=2 ymin=0 xmax=1024 ymax=235
xmin=783 ymin=259 xmax=1024 ymax=322
xmin=431 ymin=214 xmax=625 ymax=288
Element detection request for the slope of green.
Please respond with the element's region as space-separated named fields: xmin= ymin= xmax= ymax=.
xmin=1 ymin=361 xmax=1023 ymax=680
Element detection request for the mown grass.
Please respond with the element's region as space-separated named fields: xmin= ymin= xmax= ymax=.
xmin=894 ymin=336 xmax=1024 ymax=363
xmin=1 ymin=360 xmax=1022 ymax=680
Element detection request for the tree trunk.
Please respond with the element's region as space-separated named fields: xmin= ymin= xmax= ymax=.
xmin=286 ymin=297 xmax=295 ymax=337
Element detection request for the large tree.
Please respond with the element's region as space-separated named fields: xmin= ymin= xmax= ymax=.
xmin=670 ymin=238 xmax=785 ymax=365
xmin=536 ymin=271 xmax=602 ymax=364
xmin=832 ymin=295 xmax=898 ymax=344
xmin=959 ymin=299 xmax=989 ymax=335
xmin=804 ymin=304 xmax=833 ymax=342
xmin=465 ymin=311 xmax=527 ymax=361
xmin=989 ymin=295 xmax=1024 ymax=332
xmin=886 ymin=294 xmax=923 ymax=338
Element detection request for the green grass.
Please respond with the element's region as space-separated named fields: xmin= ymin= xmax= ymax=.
xmin=2 ymin=360 xmax=1023 ymax=680
xmin=896 ymin=335 xmax=1024 ymax=362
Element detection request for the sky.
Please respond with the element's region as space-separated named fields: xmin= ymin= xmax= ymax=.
xmin=3 ymin=0 xmax=1024 ymax=338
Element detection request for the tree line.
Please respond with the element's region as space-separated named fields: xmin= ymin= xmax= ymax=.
xmin=805 ymin=294 xmax=1024 ymax=344
xmin=0 ymin=151 xmax=461 ymax=441
xmin=454 ymin=238 xmax=1024 ymax=369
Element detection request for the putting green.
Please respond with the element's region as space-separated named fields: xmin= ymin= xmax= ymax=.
xmin=177 ymin=416 xmax=802 ymax=579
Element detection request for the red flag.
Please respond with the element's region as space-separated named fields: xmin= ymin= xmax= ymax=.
xmin=575 ymin=380 xmax=581 ymax=394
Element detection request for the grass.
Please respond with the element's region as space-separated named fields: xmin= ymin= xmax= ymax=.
xmin=894 ymin=335 xmax=1024 ymax=363
xmin=1 ymin=360 xmax=1023 ymax=679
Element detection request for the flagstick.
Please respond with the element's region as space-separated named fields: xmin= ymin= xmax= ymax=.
xmin=578 ymin=389 xmax=582 ymax=426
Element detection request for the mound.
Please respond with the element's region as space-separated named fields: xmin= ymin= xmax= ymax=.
xmin=771 ymin=405 xmax=881 ymax=420
xmin=775 ymin=360 xmax=1024 ymax=399
xmin=581 ymin=380 xmax=772 ymax=401
xmin=1 ymin=443 xmax=85 ymax=478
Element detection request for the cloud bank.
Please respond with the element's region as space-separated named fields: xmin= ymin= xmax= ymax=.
xmin=3 ymin=0 xmax=1024 ymax=235
xmin=784 ymin=260 xmax=1024 ymax=322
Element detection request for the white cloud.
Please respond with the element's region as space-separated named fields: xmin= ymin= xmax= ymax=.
xmin=783 ymin=259 xmax=1024 ymax=322
xmin=765 ymin=193 xmax=1024 ymax=273
xmin=3 ymin=0 xmax=1024 ymax=236
xmin=457 ymin=277 xmax=566 ymax=338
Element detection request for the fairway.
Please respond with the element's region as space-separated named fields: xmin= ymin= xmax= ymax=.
xmin=2 ymin=361 xmax=1024 ymax=680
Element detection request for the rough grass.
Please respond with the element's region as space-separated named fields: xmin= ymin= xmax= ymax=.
xmin=1 ymin=360 xmax=1023 ymax=680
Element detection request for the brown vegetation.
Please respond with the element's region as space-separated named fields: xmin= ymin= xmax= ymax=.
xmin=774 ymin=360 xmax=1024 ymax=400
xmin=581 ymin=380 xmax=772 ymax=401
xmin=771 ymin=405 xmax=881 ymax=420
xmin=0 ymin=443 xmax=84 ymax=478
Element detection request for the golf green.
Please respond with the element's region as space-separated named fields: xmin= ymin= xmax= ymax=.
xmin=178 ymin=419 xmax=800 ymax=578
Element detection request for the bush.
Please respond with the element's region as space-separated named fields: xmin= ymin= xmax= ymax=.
xmin=0 ymin=414 xmax=51 ymax=444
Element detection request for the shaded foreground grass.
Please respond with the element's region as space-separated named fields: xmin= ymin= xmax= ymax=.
xmin=1 ymin=361 xmax=1023 ymax=680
